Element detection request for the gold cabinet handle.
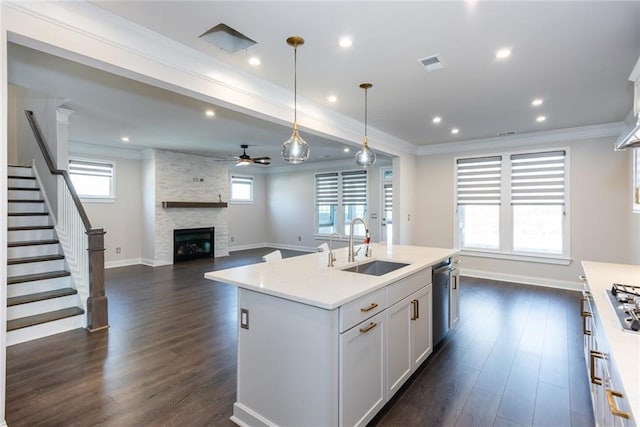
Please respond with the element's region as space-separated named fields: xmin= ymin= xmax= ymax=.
xmin=590 ymin=350 xmax=604 ymax=386
xmin=360 ymin=302 xmax=378 ymax=313
xmin=359 ymin=322 xmax=377 ymax=333
xmin=579 ymin=274 xmax=587 ymax=282
xmin=410 ymin=300 xmax=419 ymax=320
xmin=580 ymin=297 xmax=592 ymax=336
xmin=606 ymin=389 xmax=631 ymax=419
xmin=452 ymin=274 xmax=458 ymax=290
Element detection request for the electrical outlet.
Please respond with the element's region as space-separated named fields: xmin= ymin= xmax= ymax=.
xmin=298 ymin=236 xmax=302 ymax=242
xmin=116 ymin=247 xmax=121 ymax=254
xmin=192 ymin=177 xmax=199 ymax=182
xmin=230 ymin=236 xmax=235 ymax=242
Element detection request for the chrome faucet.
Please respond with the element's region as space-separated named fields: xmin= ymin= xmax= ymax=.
xmin=328 ymin=232 xmax=342 ymax=267
xmin=348 ymin=217 xmax=371 ymax=263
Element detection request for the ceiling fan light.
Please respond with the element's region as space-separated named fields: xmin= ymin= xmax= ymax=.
xmin=282 ymin=124 xmax=310 ymax=164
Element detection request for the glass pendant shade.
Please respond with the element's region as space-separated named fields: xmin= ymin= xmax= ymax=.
xmin=282 ymin=36 xmax=309 ymax=164
xmin=355 ymin=137 xmax=376 ymax=167
xmin=281 ymin=123 xmax=309 ymax=164
xmin=355 ymin=83 xmax=376 ymax=167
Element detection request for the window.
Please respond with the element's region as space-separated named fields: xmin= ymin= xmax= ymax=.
xmin=456 ymin=150 xmax=568 ymax=259
xmin=230 ymin=175 xmax=253 ymax=203
xmin=69 ymin=158 xmax=115 ymax=199
xmin=315 ymin=170 xmax=368 ymax=237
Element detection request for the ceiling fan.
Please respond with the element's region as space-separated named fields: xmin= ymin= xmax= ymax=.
xmin=234 ymin=144 xmax=271 ymax=166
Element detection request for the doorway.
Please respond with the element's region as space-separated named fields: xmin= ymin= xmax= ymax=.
xmin=381 ymin=168 xmax=393 ymax=243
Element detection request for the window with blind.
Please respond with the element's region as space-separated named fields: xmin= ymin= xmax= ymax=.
xmin=231 ymin=175 xmax=254 ymax=202
xmin=383 ymin=183 xmax=393 ymax=224
xmin=315 ymin=170 xmax=368 ymax=236
xmin=69 ymin=158 xmax=115 ymax=199
xmin=456 ymin=150 xmax=568 ymax=257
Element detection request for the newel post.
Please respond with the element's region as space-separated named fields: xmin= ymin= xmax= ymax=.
xmin=87 ymin=228 xmax=109 ymax=332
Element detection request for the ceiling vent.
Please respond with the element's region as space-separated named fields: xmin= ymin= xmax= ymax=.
xmin=497 ymin=131 xmax=518 ymax=137
xmin=417 ymin=54 xmax=445 ymax=72
xmin=199 ymin=23 xmax=257 ymax=53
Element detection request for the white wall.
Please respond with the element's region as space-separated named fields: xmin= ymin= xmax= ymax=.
xmin=228 ymin=172 xmax=268 ymax=250
xmin=141 ymin=151 xmax=156 ymax=264
xmin=414 ymin=136 xmax=634 ymax=288
xmin=77 ymin=156 xmax=143 ymax=268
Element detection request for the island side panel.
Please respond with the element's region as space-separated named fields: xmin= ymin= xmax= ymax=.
xmin=233 ymin=288 xmax=340 ymax=426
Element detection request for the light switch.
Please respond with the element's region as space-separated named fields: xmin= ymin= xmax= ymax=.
xmin=240 ymin=308 xmax=249 ymax=329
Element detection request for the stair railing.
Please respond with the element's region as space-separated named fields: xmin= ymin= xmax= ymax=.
xmin=24 ymin=110 xmax=108 ymax=332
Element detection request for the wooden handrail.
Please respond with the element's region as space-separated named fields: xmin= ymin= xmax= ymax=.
xmin=24 ymin=110 xmax=108 ymax=331
xmin=24 ymin=110 xmax=93 ymax=232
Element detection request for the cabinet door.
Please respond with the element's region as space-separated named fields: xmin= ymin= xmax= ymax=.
xmin=386 ymin=296 xmax=412 ymax=397
xmin=412 ymin=285 xmax=433 ymax=368
xmin=449 ymin=268 xmax=460 ymax=329
xmin=339 ymin=311 xmax=386 ymax=427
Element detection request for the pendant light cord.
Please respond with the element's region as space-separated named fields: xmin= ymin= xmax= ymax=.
xmin=364 ymin=88 xmax=368 ymax=139
xmin=293 ymin=45 xmax=298 ymax=124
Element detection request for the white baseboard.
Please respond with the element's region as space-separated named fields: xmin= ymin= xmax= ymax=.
xmin=1 ymin=420 xmax=7 ymax=427
xmin=230 ymin=243 xmax=269 ymax=252
xmin=266 ymin=243 xmax=318 ymax=253
xmin=105 ymin=258 xmax=143 ymax=269
xmin=461 ymin=268 xmax=582 ymax=291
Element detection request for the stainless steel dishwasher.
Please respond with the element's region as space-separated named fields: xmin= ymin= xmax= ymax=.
xmin=432 ymin=258 xmax=452 ymax=346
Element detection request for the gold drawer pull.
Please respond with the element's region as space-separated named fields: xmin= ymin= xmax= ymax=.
xmin=360 ymin=302 xmax=378 ymax=313
xmin=579 ymin=274 xmax=587 ymax=282
xmin=582 ymin=311 xmax=592 ymax=336
xmin=590 ymin=351 xmax=604 ymax=386
xmin=359 ymin=322 xmax=377 ymax=333
xmin=411 ymin=300 xmax=419 ymax=320
xmin=606 ymin=389 xmax=631 ymax=419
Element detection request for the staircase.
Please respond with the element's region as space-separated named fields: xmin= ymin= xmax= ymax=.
xmin=7 ymin=165 xmax=85 ymax=346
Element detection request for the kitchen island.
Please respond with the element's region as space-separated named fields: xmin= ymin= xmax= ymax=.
xmin=581 ymin=261 xmax=640 ymax=426
xmin=204 ymin=243 xmax=458 ymax=427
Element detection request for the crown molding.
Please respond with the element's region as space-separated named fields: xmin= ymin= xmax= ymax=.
xmin=416 ymin=122 xmax=626 ymax=156
xmin=3 ymin=1 xmax=416 ymax=158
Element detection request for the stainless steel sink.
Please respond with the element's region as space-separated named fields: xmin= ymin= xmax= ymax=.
xmin=341 ymin=260 xmax=410 ymax=276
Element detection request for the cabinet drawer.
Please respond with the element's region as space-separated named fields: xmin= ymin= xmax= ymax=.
xmin=340 ymin=287 xmax=387 ymax=333
xmin=387 ymin=268 xmax=431 ymax=306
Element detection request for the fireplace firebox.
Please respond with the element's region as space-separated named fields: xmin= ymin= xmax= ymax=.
xmin=173 ymin=227 xmax=214 ymax=263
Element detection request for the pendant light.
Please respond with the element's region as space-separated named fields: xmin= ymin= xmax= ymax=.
xmin=281 ymin=36 xmax=310 ymax=164
xmin=355 ymin=83 xmax=376 ymax=167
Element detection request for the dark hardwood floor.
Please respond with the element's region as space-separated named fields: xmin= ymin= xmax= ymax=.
xmin=6 ymin=248 xmax=594 ymax=426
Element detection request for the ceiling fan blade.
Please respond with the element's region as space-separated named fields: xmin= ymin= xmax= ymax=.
xmin=252 ymin=156 xmax=271 ymax=164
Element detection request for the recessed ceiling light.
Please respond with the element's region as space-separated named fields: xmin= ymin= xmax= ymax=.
xmin=432 ymin=116 xmax=442 ymax=124
xmin=451 ymin=128 xmax=459 ymax=134
xmin=536 ymin=115 xmax=546 ymax=122
xmin=339 ymin=36 xmax=352 ymax=48
xmin=248 ymin=57 xmax=261 ymax=66
xmin=343 ymin=147 xmax=350 ymax=153
xmin=495 ymin=48 xmax=511 ymax=59
xmin=121 ymin=136 xmax=130 ymax=142
xmin=328 ymin=95 xmax=338 ymax=103
xmin=205 ymin=110 xmax=215 ymax=117
xmin=531 ymin=98 xmax=543 ymax=107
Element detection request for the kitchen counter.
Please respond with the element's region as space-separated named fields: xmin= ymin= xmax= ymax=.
xmin=582 ymin=261 xmax=640 ymax=422
xmin=204 ymin=243 xmax=458 ymax=310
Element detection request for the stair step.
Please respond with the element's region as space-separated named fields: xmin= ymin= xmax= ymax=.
xmin=8 ymin=212 xmax=49 ymax=217
xmin=8 ymin=225 xmax=54 ymax=231
xmin=8 ymin=187 xmax=40 ymax=191
xmin=8 ymin=175 xmax=36 ymax=180
xmin=8 ymin=199 xmax=44 ymax=203
xmin=7 ymin=307 xmax=84 ymax=331
xmin=7 ymin=288 xmax=77 ymax=307
xmin=8 ymin=270 xmax=71 ymax=285
xmin=8 ymin=239 xmax=59 ymax=247
xmin=7 ymin=254 xmax=65 ymax=265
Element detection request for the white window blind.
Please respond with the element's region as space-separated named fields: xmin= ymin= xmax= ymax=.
xmin=316 ymin=173 xmax=339 ymax=204
xmin=383 ymin=183 xmax=393 ymax=211
xmin=510 ymin=151 xmax=565 ymax=205
xmin=231 ymin=175 xmax=253 ymax=202
xmin=456 ymin=156 xmax=502 ymax=205
xmin=68 ymin=158 xmax=115 ymax=198
xmin=342 ymin=170 xmax=367 ymax=205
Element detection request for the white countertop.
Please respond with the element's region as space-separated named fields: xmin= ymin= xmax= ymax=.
xmin=582 ymin=261 xmax=640 ymax=420
xmin=204 ymin=243 xmax=458 ymax=310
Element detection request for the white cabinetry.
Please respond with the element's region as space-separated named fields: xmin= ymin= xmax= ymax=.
xmin=340 ymin=311 xmax=386 ymax=427
xmin=580 ymin=286 xmax=635 ymax=426
xmin=387 ymin=285 xmax=432 ymax=397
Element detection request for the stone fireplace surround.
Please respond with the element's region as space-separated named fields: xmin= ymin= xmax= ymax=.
xmin=144 ymin=149 xmax=229 ymax=266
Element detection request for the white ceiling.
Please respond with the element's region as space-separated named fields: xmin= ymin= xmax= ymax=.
xmin=8 ymin=1 xmax=640 ymax=166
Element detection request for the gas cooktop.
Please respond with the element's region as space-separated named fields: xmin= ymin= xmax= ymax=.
xmin=606 ymin=283 xmax=640 ymax=333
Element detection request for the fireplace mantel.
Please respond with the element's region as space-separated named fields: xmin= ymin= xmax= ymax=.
xmin=162 ymin=201 xmax=228 ymax=208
